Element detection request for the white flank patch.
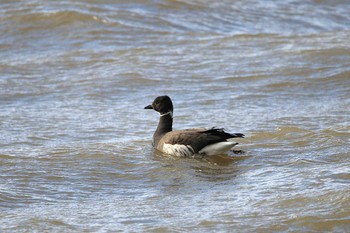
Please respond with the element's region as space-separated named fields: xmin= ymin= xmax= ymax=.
xmin=199 ymin=141 xmax=238 ymax=156
xmin=162 ymin=143 xmax=195 ymax=157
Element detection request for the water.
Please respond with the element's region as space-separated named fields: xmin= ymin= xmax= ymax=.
xmin=1 ymin=0 xmax=350 ymax=232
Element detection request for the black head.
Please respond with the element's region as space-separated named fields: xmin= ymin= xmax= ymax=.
xmin=144 ymin=95 xmax=173 ymax=114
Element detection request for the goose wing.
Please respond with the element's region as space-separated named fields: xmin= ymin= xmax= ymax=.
xmin=160 ymin=128 xmax=244 ymax=153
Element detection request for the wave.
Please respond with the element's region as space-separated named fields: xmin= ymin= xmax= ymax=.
xmin=246 ymin=125 xmax=350 ymax=152
xmin=2 ymin=10 xmax=109 ymax=34
xmin=262 ymin=69 xmax=350 ymax=95
xmin=2 ymin=0 xmax=350 ymax=35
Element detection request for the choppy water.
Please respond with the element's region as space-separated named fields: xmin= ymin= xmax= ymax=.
xmin=1 ymin=0 xmax=350 ymax=232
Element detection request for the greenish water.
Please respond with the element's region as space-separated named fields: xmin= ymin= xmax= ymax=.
xmin=1 ymin=0 xmax=350 ymax=232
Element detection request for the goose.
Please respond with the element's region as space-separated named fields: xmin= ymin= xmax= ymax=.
xmin=144 ymin=95 xmax=244 ymax=157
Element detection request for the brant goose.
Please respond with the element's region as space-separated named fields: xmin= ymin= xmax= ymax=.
xmin=145 ymin=96 xmax=244 ymax=157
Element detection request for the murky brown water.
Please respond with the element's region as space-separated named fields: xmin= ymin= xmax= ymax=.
xmin=1 ymin=0 xmax=350 ymax=232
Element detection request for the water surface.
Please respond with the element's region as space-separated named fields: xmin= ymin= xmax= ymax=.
xmin=1 ymin=0 xmax=350 ymax=232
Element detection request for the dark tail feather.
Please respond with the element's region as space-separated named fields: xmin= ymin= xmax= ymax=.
xmin=205 ymin=127 xmax=245 ymax=139
xmin=230 ymin=133 xmax=245 ymax=138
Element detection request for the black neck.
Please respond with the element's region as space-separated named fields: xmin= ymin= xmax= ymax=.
xmin=156 ymin=113 xmax=172 ymax=134
xmin=153 ymin=113 xmax=173 ymax=145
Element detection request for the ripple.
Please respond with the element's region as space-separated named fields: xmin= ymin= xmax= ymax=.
xmin=1 ymin=0 xmax=350 ymax=232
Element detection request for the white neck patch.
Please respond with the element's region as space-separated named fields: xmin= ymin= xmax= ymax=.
xmin=160 ymin=111 xmax=173 ymax=118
